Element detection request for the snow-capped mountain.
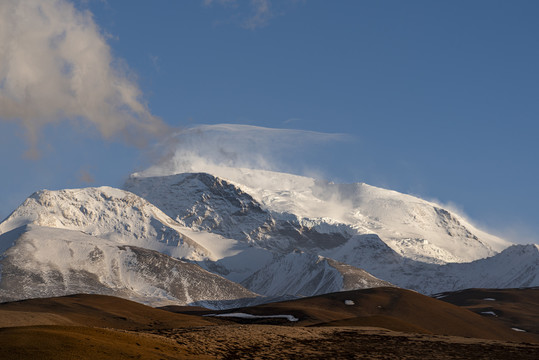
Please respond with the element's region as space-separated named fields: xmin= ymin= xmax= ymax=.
xmin=126 ymin=168 xmax=510 ymax=264
xmin=322 ymin=238 xmax=539 ymax=294
xmin=0 ymin=225 xmax=257 ymax=306
xmin=0 ymin=186 xmax=208 ymax=260
xmin=124 ymin=173 xmax=272 ymax=245
xmin=0 ymin=167 xmax=537 ymax=306
xmin=0 ymin=183 xmax=385 ymax=304
xmin=0 ymin=187 xmax=259 ymax=307
xmin=241 ymin=250 xmax=393 ymax=297
xmin=125 ymin=167 xmax=537 ymax=294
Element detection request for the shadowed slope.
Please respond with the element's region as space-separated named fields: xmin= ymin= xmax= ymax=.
xmin=2 ymin=291 xmax=539 ymax=359
xmin=184 ymin=287 xmax=539 ymax=342
xmin=436 ymin=287 xmax=539 ymax=335
xmin=0 ymin=294 xmax=214 ymax=330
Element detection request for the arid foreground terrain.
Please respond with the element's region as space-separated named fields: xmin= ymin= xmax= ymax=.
xmin=1 ymin=287 xmax=538 ymax=359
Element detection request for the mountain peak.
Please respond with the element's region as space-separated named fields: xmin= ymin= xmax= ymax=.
xmin=128 ymin=168 xmax=511 ymax=263
xmin=0 ymin=186 xmax=210 ymax=261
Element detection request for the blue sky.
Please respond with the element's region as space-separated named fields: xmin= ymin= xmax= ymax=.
xmin=0 ymin=0 xmax=538 ymax=244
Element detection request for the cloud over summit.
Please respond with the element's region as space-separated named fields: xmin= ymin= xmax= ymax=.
xmin=0 ymin=0 xmax=166 ymax=157
xmin=139 ymin=123 xmax=348 ymax=178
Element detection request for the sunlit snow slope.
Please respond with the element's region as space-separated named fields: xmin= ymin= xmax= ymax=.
xmin=128 ymin=167 xmax=510 ymax=263
xmin=126 ymin=167 xmax=537 ymax=294
xmin=0 ymin=187 xmax=208 ymax=260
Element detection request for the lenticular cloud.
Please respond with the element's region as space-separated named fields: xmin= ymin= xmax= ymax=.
xmin=139 ymin=123 xmax=347 ymax=177
xmin=0 ymin=0 xmax=166 ymax=157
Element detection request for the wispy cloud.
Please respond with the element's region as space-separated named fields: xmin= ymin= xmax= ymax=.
xmin=0 ymin=0 xmax=167 ymax=158
xmin=283 ymin=117 xmax=302 ymax=125
xmin=243 ymin=0 xmax=273 ymax=29
xmin=203 ymin=0 xmax=275 ymax=30
xmin=78 ymin=167 xmax=95 ymax=184
xmin=203 ymin=0 xmax=238 ymax=7
xmin=149 ymin=54 xmax=160 ymax=72
xmin=139 ymin=123 xmax=348 ymax=177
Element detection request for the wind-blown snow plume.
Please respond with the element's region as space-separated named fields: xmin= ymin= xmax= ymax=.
xmin=0 ymin=0 xmax=166 ymax=157
xmin=138 ymin=123 xmax=347 ymax=178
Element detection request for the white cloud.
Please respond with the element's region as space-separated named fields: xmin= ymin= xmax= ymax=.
xmin=139 ymin=123 xmax=348 ymax=177
xmin=0 ymin=0 xmax=166 ymax=158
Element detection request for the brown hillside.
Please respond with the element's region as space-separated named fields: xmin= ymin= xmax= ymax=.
xmin=0 ymin=294 xmax=214 ymax=330
xmin=194 ymin=287 xmax=538 ymax=342
xmin=1 ymin=291 xmax=539 ymax=359
xmin=436 ymin=287 xmax=539 ymax=335
xmin=0 ymin=326 xmax=209 ymax=360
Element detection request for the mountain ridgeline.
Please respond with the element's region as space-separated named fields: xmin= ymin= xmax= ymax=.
xmin=0 ymin=168 xmax=537 ymax=307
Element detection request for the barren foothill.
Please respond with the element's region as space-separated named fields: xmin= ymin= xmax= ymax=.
xmin=1 ymin=288 xmax=538 ymax=359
